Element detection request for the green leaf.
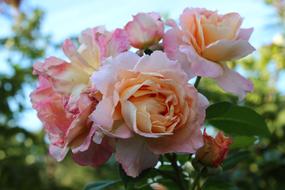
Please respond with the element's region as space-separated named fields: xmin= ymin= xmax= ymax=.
xmin=176 ymin=154 xmax=190 ymax=164
xmin=231 ymin=136 xmax=256 ymax=149
xmin=203 ymin=178 xmax=234 ymax=190
xmin=118 ymin=165 xmax=154 ymax=190
xmin=119 ymin=165 xmax=133 ymax=189
xmin=223 ymin=150 xmax=251 ymax=170
xmin=206 ymin=102 xmax=270 ymax=137
xmin=84 ymin=180 xmax=121 ymax=190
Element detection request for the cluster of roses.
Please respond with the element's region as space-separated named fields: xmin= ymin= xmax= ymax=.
xmin=30 ymin=8 xmax=254 ymax=177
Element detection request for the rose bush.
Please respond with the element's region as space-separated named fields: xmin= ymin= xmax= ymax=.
xmin=30 ymin=7 xmax=267 ymax=190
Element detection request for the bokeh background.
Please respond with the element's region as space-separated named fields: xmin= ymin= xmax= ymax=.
xmin=0 ymin=0 xmax=285 ymax=189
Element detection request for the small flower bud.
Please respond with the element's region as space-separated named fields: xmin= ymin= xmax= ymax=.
xmin=196 ymin=129 xmax=232 ymax=167
xmin=151 ymin=183 xmax=168 ymax=190
xmin=124 ymin=12 xmax=164 ymax=49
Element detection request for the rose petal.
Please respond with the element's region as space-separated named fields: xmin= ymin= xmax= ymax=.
xmin=202 ymin=12 xmax=242 ymax=45
xmin=237 ymin=28 xmax=254 ymax=41
xmin=163 ymin=29 xmax=195 ymax=79
xmin=90 ymin=97 xmax=133 ymax=138
xmin=163 ymin=28 xmax=180 ymax=60
xmin=121 ymin=100 xmax=167 ymax=138
xmin=90 ymin=97 xmax=114 ymax=130
xmin=115 ymin=137 xmax=159 ymax=177
xmin=34 ymin=56 xmax=89 ymax=97
xmin=49 ymin=144 xmax=69 ymax=162
xmin=135 ymin=51 xmax=188 ymax=83
xmin=215 ymin=65 xmax=254 ymax=100
xmin=62 ymin=39 xmax=93 ymax=73
xmin=91 ymin=52 xmax=139 ymax=96
xmin=78 ymin=28 xmax=102 ymax=69
xmin=72 ymin=138 xmax=113 ymax=167
xmin=70 ymin=126 xmax=96 ymax=153
xmin=96 ymin=121 xmax=134 ymax=139
xmin=202 ymin=39 xmax=255 ymax=62
xmin=105 ymin=28 xmax=130 ymax=57
xmin=147 ymin=126 xmax=203 ymax=154
xmin=179 ymin=45 xmax=223 ymax=78
xmin=125 ymin=12 xmax=164 ymax=49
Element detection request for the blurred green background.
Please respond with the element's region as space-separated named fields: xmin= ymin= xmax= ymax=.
xmin=0 ymin=0 xmax=285 ymax=189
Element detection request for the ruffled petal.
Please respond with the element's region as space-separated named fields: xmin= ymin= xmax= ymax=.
xmin=105 ymin=28 xmax=130 ymax=56
xmin=34 ymin=56 xmax=89 ymax=96
xmin=179 ymin=45 xmax=223 ymax=78
xmin=215 ymin=65 xmax=254 ymax=100
xmin=134 ymin=51 xmax=188 ymax=83
xmin=91 ymin=52 xmax=139 ymax=96
xmin=49 ymin=144 xmax=69 ymax=162
xmin=147 ymin=126 xmax=203 ymax=154
xmin=72 ymin=138 xmax=113 ymax=167
xmin=163 ymin=28 xmax=181 ymax=60
xmin=202 ymin=39 xmax=255 ymax=62
xmin=115 ymin=137 xmax=159 ymax=177
xmin=237 ymin=28 xmax=254 ymax=41
xmin=90 ymin=97 xmax=114 ymax=130
xmin=62 ymin=39 xmax=93 ymax=74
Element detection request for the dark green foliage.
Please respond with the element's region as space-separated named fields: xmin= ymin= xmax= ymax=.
xmin=206 ymin=102 xmax=270 ymax=137
xmin=84 ymin=180 xmax=122 ymax=190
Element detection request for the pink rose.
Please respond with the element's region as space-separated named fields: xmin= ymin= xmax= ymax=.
xmin=196 ymin=129 xmax=232 ymax=167
xmin=91 ymin=51 xmax=208 ymax=177
xmin=163 ymin=8 xmax=255 ymax=99
xmin=30 ymin=26 xmax=129 ymax=166
xmin=30 ymin=76 xmax=112 ymax=167
xmin=125 ymin=12 xmax=164 ymax=49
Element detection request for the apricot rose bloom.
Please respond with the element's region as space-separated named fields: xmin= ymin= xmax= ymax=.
xmin=164 ymin=8 xmax=255 ymax=99
xmin=91 ymin=51 xmax=208 ymax=177
xmin=125 ymin=12 xmax=164 ymax=49
xmin=30 ymin=26 xmax=129 ymax=165
xmin=196 ymin=130 xmax=232 ymax=167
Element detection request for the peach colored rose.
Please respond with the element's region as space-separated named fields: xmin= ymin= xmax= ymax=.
xmin=30 ymin=26 xmax=129 ymax=165
xmin=91 ymin=51 xmax=208 ymax=177
xmin=125 ymin=12 xmax=164 ymax=49
xmin=163 ymin=8 xmax=255 ymax=99
xmin=196 ymin=129 xmax=232 ymax=167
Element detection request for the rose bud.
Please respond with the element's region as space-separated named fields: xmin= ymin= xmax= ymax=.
xmin=125 ymin=12 xmax=164 ymax=49
xmin=151 ymin=183 xmax=168 ymax=190
xmin=196 ymin=129 xmax=232 ymax=167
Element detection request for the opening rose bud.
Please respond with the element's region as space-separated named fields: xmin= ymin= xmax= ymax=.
xmin=125 ymin=12 xmax=164 ymax=49
xmin=196 ymin=129 xmax=232 ymax=167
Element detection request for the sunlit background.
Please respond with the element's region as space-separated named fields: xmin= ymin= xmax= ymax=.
xmin=1 ymin=0 xmax=285 ymax=189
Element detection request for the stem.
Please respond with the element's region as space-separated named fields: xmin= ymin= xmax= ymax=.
xmin=159 ymin=155 xmax=164 ymax=166
xmin=194 ymin=76 xmax=201 ymax=88
xmin=191 ymin=172 xmax=201 ymax=190
xmin=191 ymin=167 xmax=206 ymax=190
xmin=144 ymin=48 xmax=153 ymax=55
xmin=156 ymin=170 xmax=176 ymax=181
xmin=165 ymin=154 xmax=187 ymax=190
